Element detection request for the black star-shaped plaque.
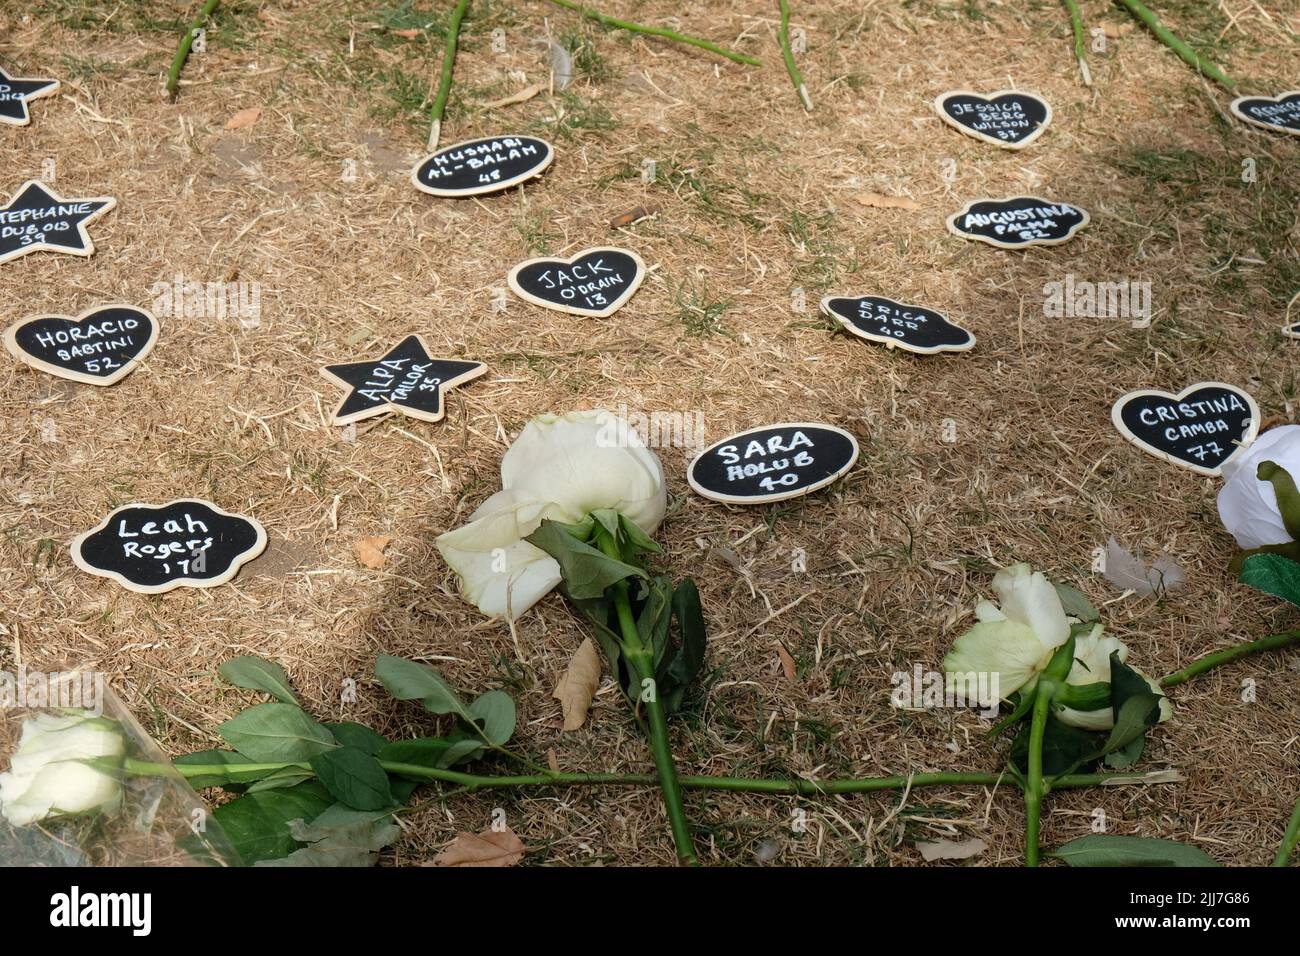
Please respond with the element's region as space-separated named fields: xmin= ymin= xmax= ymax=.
xmin=0 ymin=66 xmax=60 ymax=127
xmin=0 ymin=180 xmax=116 ymax=264
xmin=320 ymin=334 xmax=487 ymax=426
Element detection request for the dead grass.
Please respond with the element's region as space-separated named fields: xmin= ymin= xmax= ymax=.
xmin=1 ymin=0 xmax=1299 ymax=866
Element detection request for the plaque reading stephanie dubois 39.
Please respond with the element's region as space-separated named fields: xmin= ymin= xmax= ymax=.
xmin=688 ymin=423 xmax=860 ymax=504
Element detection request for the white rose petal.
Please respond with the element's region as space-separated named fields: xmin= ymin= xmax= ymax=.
xmin=0 ymin=713 xmax=125 ymax=827
xmin=992 ymin=563 xmax=1071 ymax=651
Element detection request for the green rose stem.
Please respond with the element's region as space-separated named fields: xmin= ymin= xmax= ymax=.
xmin=1023 ymin=681 xmax=1056 ymax=867
xmin=1060 ymin=0 xmax=1090 ymax=85
xmin=1274 ymin=793 xmax=1300 ymax=866
xmin=1114 ymin=0 xmax=1235 ymax=90
xmin=142 ymin=759 xmax=1173 ymax=796
xmin=428 ymin=0 xmax=472 ymax=151
xmin=777 ymin=0 xmax=812 ymax=110
xmin=545 ymin=0 xmax=762 ymax=67
xmin=593 ymin=528 xmax=699 ymax=866
xmin=165 ymin=0 xmax=222 ymax=99
xmin=1159 ymin=630 xmax=1300 ymax=687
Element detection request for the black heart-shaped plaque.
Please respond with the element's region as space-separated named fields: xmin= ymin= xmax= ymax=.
xmin=411 ymin=135 xmax=554 ymax=197
xmin=934 ymin=90 xmax=1051 ymax=149
xmin=947 ymin=196 xmax=1089 ymax=249
xmin=1229 ymin=91 xmax=1300 ymax=136
xmin=1111 ymin=382 xmax=1259 ymax=477
xmin=4 ymin=304 xmax=158 ymax=385
xmin=508 ymin=247 xmax=645 ymax=317
xmin=821 ymin=295 xmax=975 ymax=354
xmin=71 ymin=499 xmax=268 ymax=594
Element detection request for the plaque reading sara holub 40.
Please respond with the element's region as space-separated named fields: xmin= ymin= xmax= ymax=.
xmin=71 ymin=499 xmax=267 ymax=594
xmin=0 ymin=180 xmax=116 ymax=265
xmin=947 ymin=196 xmax=1089 ymax=249
xmin=688 ymin=423 xmax=860 ymax=505
xmin=821 ymin=295 xmax=974 ymax=355
xmin=320 ymin=334 xmax=486 ymax=426
xmin=1229 ymin=91 xmax=1300 ymax=136
xmin=411 ymin=135 xmax=554 ymax=197
xmin=3 ymin=304 xmax=158 ymax=386
xmin=508 ymin=246 xmax=645 ymax=318
xmin=1111 ymin=382 xmax=1260 ymax=477
xmin=0 ymin=65 xmax=60 ymax=127
xmin=933 ymin=89 xmax=1051 ymax=150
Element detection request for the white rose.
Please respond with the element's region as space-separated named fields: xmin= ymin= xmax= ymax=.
xmin=0 ymin=712 xmax=125 ymax=826
xmin=1217 ymin=425 xmax=1300 ymax=549
xmin=943 ymin=563 xmax=1071 ymax=698
xmin=436 ymin=410 xmax=666 ymax=620
xmin=1055 ymin=625 xmax=1173 ymax=730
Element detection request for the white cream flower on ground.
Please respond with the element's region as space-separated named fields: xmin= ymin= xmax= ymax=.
xmin=1217 ymin=424 xmax=1300 ymax=550
xmin=436 ymin=410 xmax=667 ymax=620
xmin=1055 ymin=626 xmax=1173 ymax=730
xmin=0 ymin=712 xmax=125 ymax=826
xmin=943 ymin=563 xmax=1072 ymax=698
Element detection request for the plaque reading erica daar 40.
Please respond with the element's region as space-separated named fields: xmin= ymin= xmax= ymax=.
xmin=1111 ymin=382 xmax=1259 ymax=477
xmin=411 ymin=135 xmax=554 ymax=197
xmin=946 ymin=196 xmax=1089 ymax=249
xmin=508 ymin=247 xmax=645 ymax=318
xmin=933 ymin=90 xmax=1051 ymax=149
xmin=688 ymin=423 xmax=859 ymax=504
xmin=71 ymin=499 xmax=268 ymax=594
xmin=821 ymin=295 xmax=975 ymax=354
xmin=4 ymin=304 xmax=157 ymax=385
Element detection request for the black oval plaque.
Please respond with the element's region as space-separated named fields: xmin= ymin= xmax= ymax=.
xmin=688 ymin=423 xmax=859 ymax=504
xmin=411 ymin=135 xmax=554 ymax=197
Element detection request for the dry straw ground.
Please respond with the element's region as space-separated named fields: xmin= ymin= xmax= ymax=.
xmin=1 ymin=0 xmax=1298 ymax=866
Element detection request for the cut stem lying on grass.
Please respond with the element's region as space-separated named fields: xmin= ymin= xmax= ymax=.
xmin=777 ymin=0 xmax=812 ymax=110
xmin=1061 ymin=0 xmax=1091 ymax=86
xmin=1159 ymin=629 xmax=1300 ymax=687
xmin=1275 ymin=793 xmax=1300 ymax=866
xmin=546 ymin=0 xmax=761 ymax=66
xmin=165 ymin=0 xmax=222 ymax=99
xmin=428 ymin=0 xmax=472 ymax=151
xmin=1115 ymin=0 xmax=1235 ymax=90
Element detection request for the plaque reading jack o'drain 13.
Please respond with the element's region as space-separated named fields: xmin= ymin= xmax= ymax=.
xmin=688 ymin=423 xmax=860 ymax=504
xmin=1111 ymin=382 xmax=1259 ymax=477
xmin=933 ymin=90 xmax=1051 ymax=149
xmin=1229 ymin=91 xmax=1300 ymax=136
xmin=821 ymin=295 xmax=975 ymax=355
xmin=508 ymin=246 xmax=645 ymax=318
xmin=3 ymin=304 xmax=158 ymax=385
xmin=946 ymin=196 xmax=1089 ymax=249
xmin=71 ymin=499 xmax=267 ymax=594
xmin=411 ymin=135 xmax=554 ymax=197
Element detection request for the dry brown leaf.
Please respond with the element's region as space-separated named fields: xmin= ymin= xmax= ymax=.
xmin=225 ymin=107 xmax=262 ymax=130
xmin=916 ymin=837 xmax=987 ymax=862
xmin=546 ymin=747 xmax=560 ymax=772
xmin=776 ymin=643 xmax=797 ymax=681
xmin=553 ymin=637 xmax=601 ymax=730
xmin=428 ymin=827 xmax=524 ymax=867
xmin=856 ymin=192 xmax=921 ymax=211
xmin=482 ymin=83 xmax=543 ymax=110
xmin=352 ymin=535 xmax=392 ymax=569
xmin=390 ymin=28 xmax=421 ymax=39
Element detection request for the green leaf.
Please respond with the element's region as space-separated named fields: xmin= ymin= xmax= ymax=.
xmin=218 ymin=703 xmax=337 ymax=763
xmin=1104 ymin=733 xmax=1145 ymax=769
xmin=467 ymin=690 xmax=515 ymax=746
xmin=1054 ymin=583 xmax=1100 ymax=624
xmin=589 ymin=508 xmax=621 ymax=539
xmin=211 ymin=781 xmax=334 ymax=864
xmin=246 ymin=766 xmax=317 ymax=793
xmin=309 ymin=746 xmax=395 ymax=811
xmin=661 ymin=578 xmax=707 ymax=713
xmin=618 ymin=513 xmax=662 ymax=555
xmin=1239 ymin=552 xmax=1300 ymax=608
xmin=325 ymin=721 xmax=388 ymax=755
xmin=374 ymin=654 xmax=469 ymax=718
xmin=378 ymin=736 xmax=455 ymax=775
xmin=217 ymin=655 xmax=300 ymax=705
xmin=1109 ymin=651 xmax=1163 ymax=729
xmin=527 ymin=519 xmax=646 ymax=600
xmin=1013 ymin=716 xmax=1101 ymax=776
xmin=255 ymin=807 xmax=399 ymax=868
xmin=174 ymin=749 xmax=276 ymax=789
xmin=1049 ymin=835 xmax=1220 ymax=867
